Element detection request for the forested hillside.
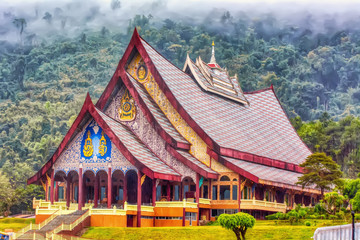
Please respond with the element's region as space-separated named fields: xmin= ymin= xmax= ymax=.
xmin=1 ymin=4 xmax=360 ymax=213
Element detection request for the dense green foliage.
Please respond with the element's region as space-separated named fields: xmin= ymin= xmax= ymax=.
xmin=2 ymin=10 xmax=360 ymax=213
xmin=297 ymin=152 xmax=343 ymax=196
xmin=293 ymin=115 xmax=360 ymax=178
xmin=218 ymin=212 xmax=255 ymax=240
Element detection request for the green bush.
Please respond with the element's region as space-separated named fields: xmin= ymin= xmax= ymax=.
xmin=305 ymin=221 xmax=311 ymax=226
xmin=265 ymin=212 xmax=286 ymax=220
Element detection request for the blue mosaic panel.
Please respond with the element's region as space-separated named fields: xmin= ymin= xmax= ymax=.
xmin=80 ymin=120 xmax=112 ymax=163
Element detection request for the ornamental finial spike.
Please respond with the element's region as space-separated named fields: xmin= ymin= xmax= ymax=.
xmin=210 ymin=40 xmax=216 ymax=64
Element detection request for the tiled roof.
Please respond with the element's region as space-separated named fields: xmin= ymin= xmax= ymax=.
xmin=175 ymin=149 xmax=218 ymax=175
xmin=141 ymin=38 xmax=311 ymax=165
xmin=224 ymin=156 xmax=301 ymax=186
xmin=96 ymin=108 xmax=180 ymax=177
xmin=125 ymin=72 xmax=188 ymax=145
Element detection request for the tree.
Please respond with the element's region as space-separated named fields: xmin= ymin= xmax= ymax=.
xmin=12 ymin=18 xmax=27 ymax=44
xmin=43 ymin=12 xmax=52 ymax=24
xmin=322 ymin=192 xmax=345 ymax=215
xmin=297 ymin=152 xmax=343 ymax=198
xmin=218 ymin=212 xmax=255 ymax=240
xmin=0 ymin=172 xmax=18 ymax=216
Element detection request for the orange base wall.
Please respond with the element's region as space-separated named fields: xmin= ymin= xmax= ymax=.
xmin=35 ymin=215 xmax=51 ymax=224
xmin=90 ymin=215 xmax=127 ymax=227
xmin=155 ymin=219 xmax=182 ymax=227
xmin=141 ymin=218 xmax=154 ymax=227
xmin=154 ymin=207 xmax=183 ymax=217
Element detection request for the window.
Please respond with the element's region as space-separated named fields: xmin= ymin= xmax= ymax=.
xmin=74 ymin=186 xmax=78 ymax=202
xmin=184 ymin=185 xmax=189 ymax=197
xmin=212 ymin=186 xmax=217 ymax=200
xmin=220 ymin=185 xmax=230 ymax=200
xmin=211 ymin=209 xmax=238 ymax=217
xmin=100 ymin=186 xmax=106 ymax=200
xmin=243 ymin=186 xmax=248 ymax=199
xmin=118 ymin=187 xmax=124 ymax=201
xmin=185 ymin=212 xmax=197 ymax=221
xmin=58 ymin=186 xmax=64 ymax=199
xmin=156 ymin=186 xmax=161 ymax=201
xmin=232 ymin=185 xmax=238 ymax=200
xmin=220 ymin=176 xmax=230 ymax=181
xmin=203 ymin=185 xmax=208 ymax=199
xmin=174 ymin=185 xmax=179 ymax=201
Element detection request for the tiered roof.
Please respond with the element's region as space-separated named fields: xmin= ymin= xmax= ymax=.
xmin=29 ymin=29 xmax=314 ymax=192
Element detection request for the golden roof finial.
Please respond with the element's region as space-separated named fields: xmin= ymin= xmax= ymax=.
xmin=210 ymin=41 xmax=216 ymax=64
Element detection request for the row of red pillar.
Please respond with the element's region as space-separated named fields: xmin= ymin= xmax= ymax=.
xmin=49 ymin=171 xmax=204 ymax=227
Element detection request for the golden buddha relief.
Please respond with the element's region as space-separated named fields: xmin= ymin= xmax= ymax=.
xmin=98 ymin=131 xmax=108 ymax=156
xmin=118 ymin=89 xmax=136 ymax=121
xmin=137 ymin=64 xmax=148 ymax=82
xmin=83 ymin=130 xmax=94 ymax=157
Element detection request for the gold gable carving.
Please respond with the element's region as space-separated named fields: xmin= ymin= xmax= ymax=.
xmin=98 ymin=131 xmax=108 ymax=156
xmin=119 ymin=89 xmax=136 ymax=121
xmin=83 ymin=131 xmax=93 ymax=157
xmin=127 ymin=53 xmax=224 ymax=169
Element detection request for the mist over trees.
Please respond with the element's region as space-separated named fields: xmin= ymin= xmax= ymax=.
xmin=1 ymin=0 xmax=360 ymax=213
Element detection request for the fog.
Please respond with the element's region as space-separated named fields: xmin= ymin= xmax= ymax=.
xmin=0 ymin=0 xmax=360 ymax=44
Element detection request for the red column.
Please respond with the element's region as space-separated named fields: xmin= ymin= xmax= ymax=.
xmin=167 ymin=182 xmax=171 ymax=201
xmin=66 ymin=176 xmax=71 ymax=208
xmin=196 ymin=174 xmax=199 ymax=203
xmin=196 ymin=174 xmax=200 ymax=226
xmin=94 ymin=175 xmax=99 ymax=208
xmin=137 ymin=172 xmax=141 ymax=227
xmin=152 ymin=179 xmax=156 ymax=206
xmin=55 ymin=182 xmax=59 ymax=202
xmin=107 ymin=167 xmax=112 ymax=209
xmin=50 ymin=170 xmax=55 ymax=205
xmin=78 ymin=168 xmax=83 ymax=210
xmin=182 ymin=208 xmax=185 ymax=226
xmin=238 ymin=175 xmax=241 ymax=212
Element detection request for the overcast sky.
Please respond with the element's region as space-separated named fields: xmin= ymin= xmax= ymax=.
xmin=1 ymin=0 xmax=359 ymax=43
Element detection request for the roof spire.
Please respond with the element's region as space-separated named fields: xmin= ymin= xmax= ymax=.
xmin=210 ymin=41 xmax=216 ymax=64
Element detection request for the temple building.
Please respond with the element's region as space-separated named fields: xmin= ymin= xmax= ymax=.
xmin=27 ymin=29 xmax=320 ymax=230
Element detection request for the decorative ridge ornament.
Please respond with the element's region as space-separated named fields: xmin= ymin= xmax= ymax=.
xmin=210 ymin=41 xmax=216 ymax=64
xmin=119 ymin=89 xmax=136 ymax=121
xmin=83 ymin=130 xmax=94 ymax=157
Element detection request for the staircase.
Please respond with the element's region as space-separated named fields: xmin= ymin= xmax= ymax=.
xmin=15 ymin=210 xmax=89 ymax=240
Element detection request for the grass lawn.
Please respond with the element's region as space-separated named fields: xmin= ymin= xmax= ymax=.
xmin=82 ymin=219 xmax=350 ymax=240
xmin=0 ymin=218 xmax=35 ymax=232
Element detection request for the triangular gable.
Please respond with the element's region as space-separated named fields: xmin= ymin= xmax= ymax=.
xmin=28 ymin=94 xmax=181 ymax=184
